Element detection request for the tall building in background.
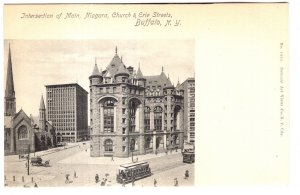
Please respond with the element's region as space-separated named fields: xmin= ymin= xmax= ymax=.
xmin=180 ymin=78 xmax=195 ymax=143
xmin=46 ymin=83 xmax=88 ymax=143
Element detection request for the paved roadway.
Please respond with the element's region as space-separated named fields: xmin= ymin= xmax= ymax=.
xmin=4 ymin=143 xmax=194 ymax=187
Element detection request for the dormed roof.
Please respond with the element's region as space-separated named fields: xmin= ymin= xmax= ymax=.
xmin=115 ymin=62 xmax=129 ymax=76
xmin=105 ymin=49 xmax=128 ymax=77
xmin=144 ymin=71 xmax=173 ymax=88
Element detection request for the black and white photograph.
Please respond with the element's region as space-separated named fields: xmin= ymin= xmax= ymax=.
xmin=2 ymin=2 xmax=296 ymax=193
xmin=3 ymin=39 xmax=195 ymax=187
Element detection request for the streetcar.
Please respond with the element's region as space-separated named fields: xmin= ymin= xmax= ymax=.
xmin=182 ymin=142 xmax=195 ymax=163
xmin=116 ymin=161 xmax=151 ymax=184
xmin=182 ymin=151 xmax=195 ymax=163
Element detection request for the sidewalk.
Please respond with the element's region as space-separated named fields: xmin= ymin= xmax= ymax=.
xmin=58 ymin=149 xmax=182 ymax=165
xmin=5 ymin=144 xmax=80 ymax=163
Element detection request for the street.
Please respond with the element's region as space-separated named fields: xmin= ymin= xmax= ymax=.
xmin=4 ymin=142 xmax=194 ymax=187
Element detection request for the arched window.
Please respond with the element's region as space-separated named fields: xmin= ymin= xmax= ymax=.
xmin=104 ymin=139 xmax=113 ymax=152
xmin=103 ymin=99 xmax=115 ymax=133
xmin=18 ymin=125 xmax=28 ymax=140
xmin=130 ymin=139 xmax=136 ymax=151
xmin=154 ymin=106 xmax=162 ymax=131
xmin=145 ymin=137 xmax=151 ymax=149
xmin=174 ymin=106 xmax=181 ymax=131
xmin=144 ymin=107 xmax=150 ymax=132
xmin=129 ymin=100 xmax=137 ymax=133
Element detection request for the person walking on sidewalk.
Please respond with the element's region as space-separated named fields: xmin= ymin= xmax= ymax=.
xmin=154 ymin=179 xmax=157 ymax=187
xmin=95 ymin=174 xmax=99 ymax=183
xmin=174 ymin=178 xmax=178 ymax=187
xmin=74 ymin=170 xmax=77 ymax=178
xmin=65 ymin=174 xmax=70 ymax=184
xmin=184 ymin=170 xmax=189 ymax=180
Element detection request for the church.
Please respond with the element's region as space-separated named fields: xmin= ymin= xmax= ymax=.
xmin=4 ymin=45 xmax=56 ymax=155
xmin=89 ymin=47 xmax=185 ymax=157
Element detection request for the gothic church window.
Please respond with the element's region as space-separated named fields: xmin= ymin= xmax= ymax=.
xmin=18 ymin=125 xmax=28 ymax=140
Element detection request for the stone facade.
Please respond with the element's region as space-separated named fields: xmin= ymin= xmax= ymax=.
xmin=90 ymin=48 xmax=185 ymax=158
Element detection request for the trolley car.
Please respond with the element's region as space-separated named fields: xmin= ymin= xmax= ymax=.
xmin=116 ymin=161 xmax=151 ymax=184
xmin=182 ymin=151 xmax=195 ymax=163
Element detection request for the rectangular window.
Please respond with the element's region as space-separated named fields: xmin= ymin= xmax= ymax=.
xmin=122 ymin=108 xmax=126 ymax=115
xmin=122 ymin=146 xmax=126 ymax=152
xmin=113 ymin=87 xmax=116 ymax=93
xmin=122 ymin=128 xmax=126 ymax=134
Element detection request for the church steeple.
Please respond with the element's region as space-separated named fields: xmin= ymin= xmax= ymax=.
xmin=4 ymin=44 xmax=16 ymax=116
xmin=39 ymin=95 xmax=46 ymax=132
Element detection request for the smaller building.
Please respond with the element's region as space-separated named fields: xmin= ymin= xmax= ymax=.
xmin=45 ymin=83 xmax=88 ymax=143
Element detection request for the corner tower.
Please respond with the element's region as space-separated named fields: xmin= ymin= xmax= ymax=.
xmin=4 ymin=44 xmax=16 ymax=116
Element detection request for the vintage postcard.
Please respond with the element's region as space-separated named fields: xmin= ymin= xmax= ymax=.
xmin=2 ymin=3 xmax=288 ymax=189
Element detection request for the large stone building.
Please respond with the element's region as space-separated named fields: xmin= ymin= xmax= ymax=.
xmin=89 ymin=48 xmax=185 ymax=157
xmin=45 ymin=83 xmax=88 ymax=143
xmin=180 ymin=78 xmax=195 ymax=143
xmin=4 ymin=45 xmax=56 ymax=155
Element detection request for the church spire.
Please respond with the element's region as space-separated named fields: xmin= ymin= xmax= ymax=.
xmin=39 ymin=94 xmax=46 ymax=131
xmin=4 ymin=43 xmax=16 ymax=116
xmin=5 ymin=44 xmax=15 ymax=98
xmin=39 ymin=94 xmax=46 ymax=110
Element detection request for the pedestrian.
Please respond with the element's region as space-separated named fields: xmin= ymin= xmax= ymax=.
xmin=122 ymin=178 xmax=126 ymax=187
xmin=136 ymin=157 xmax=138 ymax=162
xmin=95 ymin=174 xmax=99 ymax=183
xmin=111 ymin=156 xmax=114 ymax=161
xmin=25 ymin=162 xmax=28 ymax=168
xmin=74 ymin=170 xmax=77 ymax=178
xmin=65 ymin=174 xmax=70 ymax=184
xmin=34 ymin=182 xmax=38 ymax=188
xmin=165 ymin=150 xmax=168 ymax=155
xmin=174 ymin=178 xmax=178 ymax=187
xmin=184 ymin=170 xmax=189 ymax=180
xmin=154 ymin=178 xmax=157 ymax=187
xmin=132 ymin=177 xmax=135 ymax=186
xmin=101 ymin=178 xmax=105 ymax=186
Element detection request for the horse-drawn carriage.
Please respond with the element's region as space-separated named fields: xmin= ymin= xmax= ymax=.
xmin=30 ymin=156 xmax=50 ymax=167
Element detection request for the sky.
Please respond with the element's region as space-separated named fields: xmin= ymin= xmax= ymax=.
xmin=3 ymin=39 xmax=194 ymax=117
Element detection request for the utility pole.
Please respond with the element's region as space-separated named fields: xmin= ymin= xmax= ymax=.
xmin=27 ymin=144 xmax=30 ymax=175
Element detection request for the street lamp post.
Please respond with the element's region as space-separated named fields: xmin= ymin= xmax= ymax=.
xmin=27 ymin=144 xmax=30 ymax=175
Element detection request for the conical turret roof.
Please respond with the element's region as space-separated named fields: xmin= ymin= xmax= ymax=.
xmin=91 ymin=64 xmax=102 ymax=76
xmin=136 ymin=64 xmax=144 ymax=79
